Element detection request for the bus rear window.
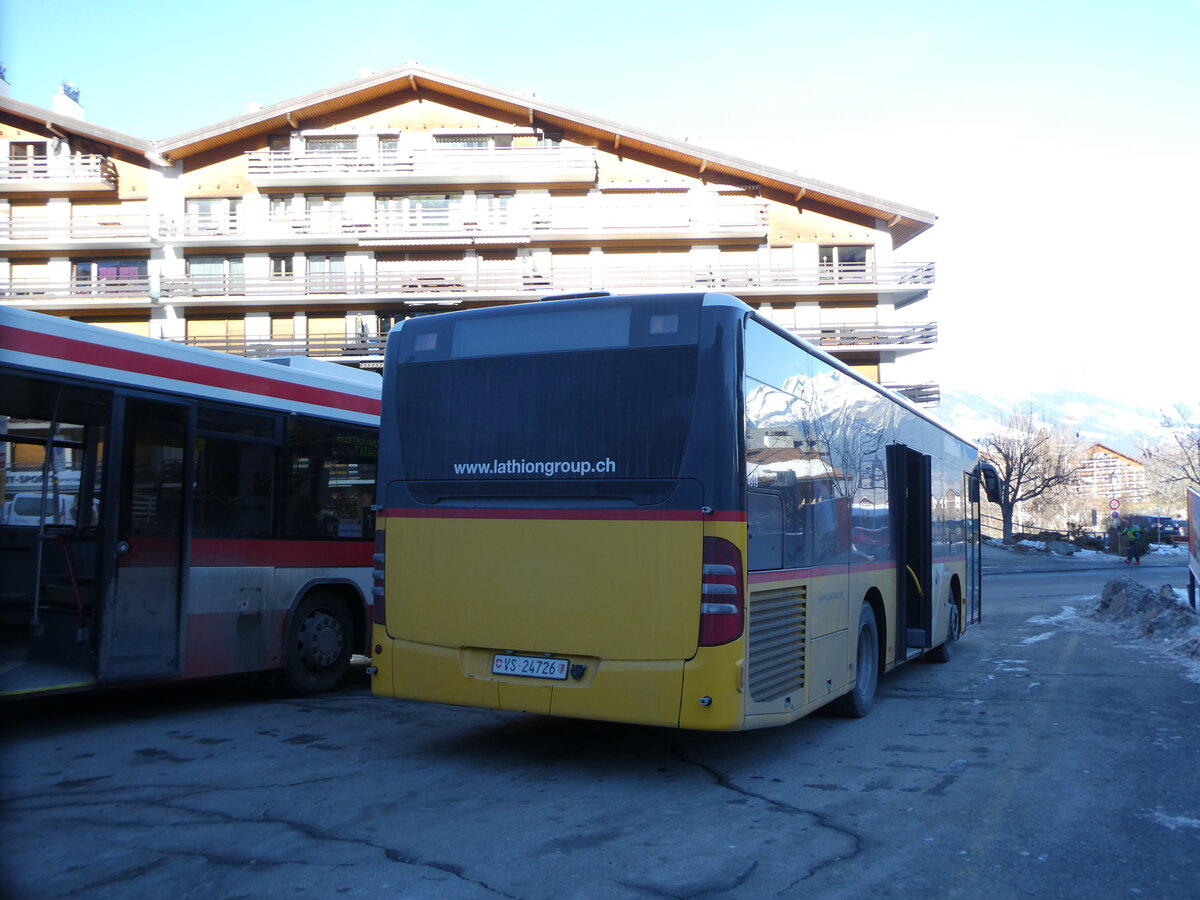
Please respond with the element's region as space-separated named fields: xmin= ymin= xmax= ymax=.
xmin=396 ymin=344 xmax=698 ymax=502
xmin=394 ymin=295 xmax=700 ymax=362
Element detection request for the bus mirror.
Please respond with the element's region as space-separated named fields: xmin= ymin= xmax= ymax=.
xmin=979 ymin=462 xmax=1002 ymax=505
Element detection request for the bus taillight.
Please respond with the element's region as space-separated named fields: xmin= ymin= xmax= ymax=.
xmin=699 ymin=537 xmax=744 ymax=646
xmin=372 ymin=531 xmax=386 ymax=626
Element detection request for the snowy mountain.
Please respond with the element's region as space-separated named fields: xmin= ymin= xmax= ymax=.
xmin=932 ymin=389 xmax=1187 ymax=455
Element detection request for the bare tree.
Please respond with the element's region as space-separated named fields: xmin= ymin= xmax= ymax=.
xmin=1142 ymin=404 xmax=1200 ymax=498
xmin=980 ymin=410 xmax=1081 ymax=542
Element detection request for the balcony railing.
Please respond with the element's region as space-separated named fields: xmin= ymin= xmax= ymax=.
xmin=166 ymin=199 xmax=769 ymax=239
xmin=884 ymin=383 xmax=941 ymax=406
xmin=172 ymin=333 xmax=385 ymax=359
xmin=0 ymin=261 xmax=935 ymax=302
xmin=173 ymin=212 xmax=244 ymax=237
xmin=245 ymin=146 xmax=597 ymax=184
xmin=0 ymin=155 xmax=118 ymax=188
xmin=790 ymin=322 xmax=938 ymax=348
xmin=536 ymin=199 xmax=768 ymax=234
xmin=0 ymin=215 xmax=161 ymax=241
xmin=0 ymin=278 xmax=151 ymax=298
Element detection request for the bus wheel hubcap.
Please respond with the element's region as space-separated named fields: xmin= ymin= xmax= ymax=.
xmin=299 ymin=611 xmax=343 ymax=669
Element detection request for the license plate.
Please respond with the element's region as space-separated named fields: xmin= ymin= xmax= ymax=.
xmin=491 ymin=653 xmax=570 ymax=681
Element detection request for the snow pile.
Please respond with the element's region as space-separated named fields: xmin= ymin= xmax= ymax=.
xmin=1087 ymin=576 xmax=1200 ymax=662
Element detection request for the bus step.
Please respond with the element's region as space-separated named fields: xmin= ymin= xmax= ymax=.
xmin=28 ymin=609 xmax=92 ymax=667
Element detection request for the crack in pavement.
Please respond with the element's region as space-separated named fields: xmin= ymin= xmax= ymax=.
xmin=68 ymin=857 xmax=171 ymax=896
xmin=671 ymin=743 xmax=866 ymax=893
xmin=3 ymin=779 xmax=518 ymax=898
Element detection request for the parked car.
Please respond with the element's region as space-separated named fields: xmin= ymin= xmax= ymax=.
xmin=1 ymin=492 xmax=72 ymax=527
xmin=1126 ymin=514 xmax=1181 ymax=544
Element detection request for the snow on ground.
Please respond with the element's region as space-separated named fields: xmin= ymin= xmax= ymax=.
xmin=989 ymin=536 xmax=1188 ymax=562
xmin=1025 ymin=575 xmax=1200 ymax=683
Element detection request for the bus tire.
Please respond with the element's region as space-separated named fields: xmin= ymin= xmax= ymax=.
xmin=283 ymin=591 xmax=353 ymax=695
xmin=832 ymin=602 xmax=879 ymax=718
xmin=926 ymin=600 xmax=960 ymax=664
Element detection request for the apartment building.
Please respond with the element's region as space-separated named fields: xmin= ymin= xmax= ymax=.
xmin=0 ymin=65 xmax=939 ymax=399
xmin=1076 ymin=443 xmax=1149 ymax=503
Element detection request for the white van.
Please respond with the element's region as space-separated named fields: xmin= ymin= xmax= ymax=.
xmin=2 ymin=492 xmax=72 ymax=527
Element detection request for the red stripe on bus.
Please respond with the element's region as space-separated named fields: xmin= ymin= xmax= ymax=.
xmin=2 ymin=325 xmax=380 ymax=417
xmin=190 ymin=538 xmax=373 ymax=567
xmin=749 ymin=557 xmax=967 ymax=585
xmin=121 ymin=537 xmax=371 ymax=567
xmin=378 ymin=507 xmax=746 ymax=523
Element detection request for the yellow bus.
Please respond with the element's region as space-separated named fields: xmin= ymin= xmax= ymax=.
xmin=370 ymin=292 xmax=1000 ymax=730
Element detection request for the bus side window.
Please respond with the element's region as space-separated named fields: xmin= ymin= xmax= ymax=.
xmin=748 ymin=490 xmax=784 ymax=571
xmin=193 ymin=437 xmax=275 ymax=537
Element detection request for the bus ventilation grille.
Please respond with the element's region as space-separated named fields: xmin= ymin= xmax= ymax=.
xmin=747 ymin=585 xmax=806 ymax=703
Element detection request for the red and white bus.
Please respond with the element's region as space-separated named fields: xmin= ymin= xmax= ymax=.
xmin=0 ymin=307 xmax=381 ymax=697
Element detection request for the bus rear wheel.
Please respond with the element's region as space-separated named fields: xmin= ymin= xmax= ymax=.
xmin=283 ymin=591 xmax=353 ymax=695
xmin=832 ymin=602 xmax=878 ymax=718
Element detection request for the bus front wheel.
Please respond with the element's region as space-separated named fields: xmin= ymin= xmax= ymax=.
xmin=926 ymin=600 xmax=960 ymax=664
xmin=833 ymin=602 xmax=879 ymax=718
xmin=283 ymin=591 xmax=353 ymax=695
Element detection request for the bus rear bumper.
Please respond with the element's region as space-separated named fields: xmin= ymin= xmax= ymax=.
xmin=372 ymin=630 xmax=709 ymax=728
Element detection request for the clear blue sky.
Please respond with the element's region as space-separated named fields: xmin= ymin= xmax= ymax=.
xmin=3 ymin=0 xmax=1198 ymax=409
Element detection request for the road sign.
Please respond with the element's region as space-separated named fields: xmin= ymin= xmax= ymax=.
xmin=1109 ymin=499 xmax=1121 ymax=511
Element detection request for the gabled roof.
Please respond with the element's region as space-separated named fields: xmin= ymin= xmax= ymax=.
xmin=1083 ymin=443 xmax=1144 ymax=466
xmin=0 ymin=95 xmax=154 ymax=158
xmin=3 ymin=63 xmax=937 ymax=245
xmin=157 ymin=64 xmax=936 ymax=245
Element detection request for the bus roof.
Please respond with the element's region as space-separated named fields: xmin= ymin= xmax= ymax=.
xmin=401 ymin=291 xmax=976 ymax=453
xmin=0 ymin=307 xmax=380 ymax=425
xmin=536 ymin=291 xmax=978 ymax=453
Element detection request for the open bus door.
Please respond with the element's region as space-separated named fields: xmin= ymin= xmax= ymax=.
xmin=888 ymin=443 xmax=933 ymax=659
xmin=966 ymin=471 xmax=983 ymax=626
xmin=99 ymin=398 xmax=189 ymax=682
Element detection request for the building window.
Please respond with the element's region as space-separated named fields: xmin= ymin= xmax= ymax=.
xmin=268 ymin=134 xmax=291 ymax=152
xmin=379 ymin=136 xmax=399 ymax=153
xmin=184 ymin=198 xmax=240 ymax=235
xmin=268 ymin=195 xmax=296 ymax=223
xmin=375 ymin=193 xmax=459 ymax=230
xmin=477 ymin=192 xmax=513 ymax=229
xmin=305 ymin=136 xmax=357 ymax=155
xmin=306 ymin=195 xmax=344 ymax=232
xmin=307 ymin=253 xmax=345 ymax=293
xmin=434 ymin=134 xmax=491 ymax=149
xmin=72 ymin=259 xmax=148 ymax=294
xmin=819 ymin=245 xmax=873 ymax=283
xmin=270 ymin=255 xmax=294 ymax=279
xmin=187 ymin=256 xmax=245 ymax=295
xmin=8 ymin=141 xmax=49 ymax=176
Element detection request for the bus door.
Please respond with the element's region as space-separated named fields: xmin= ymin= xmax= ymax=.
xmin=887 ymin=443 xmax=932 ymax=658
xmin=965 ymin=471 xmax=982 ymax=625
xmin=99 ymin=398 xmax=190 ymax=681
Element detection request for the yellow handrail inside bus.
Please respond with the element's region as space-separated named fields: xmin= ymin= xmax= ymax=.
xmin=905 ymin=565 xmax=925 ymax=597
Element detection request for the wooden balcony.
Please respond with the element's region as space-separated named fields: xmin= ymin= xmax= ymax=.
xmin=0 ymin=155 xmax=118 ymax=192
xmin=171 ymin=333 xmax=387 ymax=359
xmin=790 ymin=322 xmax=938 ymax=350
xmin=0 ymin=215 xmax=162 ymax=250
xmin=0 ymin=278 xmax=151 ymax=302
xmin=165 ymin=198 xmax=770 ymax=247
xmin=244 ymin=146 xmax=598 ymax=188
xmin=0 ymin=261 xmax=934 ymax=306
xmin=884 ymin=383 xmax=941 ymax=406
